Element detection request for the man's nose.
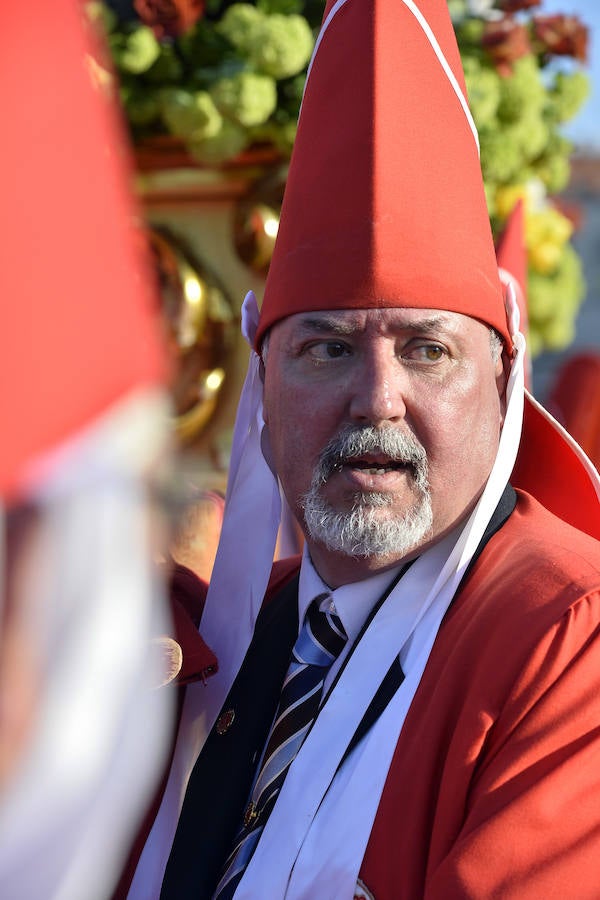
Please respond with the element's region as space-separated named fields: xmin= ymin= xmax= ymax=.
xmin=348 ymin=350 xmax=407 ymax=425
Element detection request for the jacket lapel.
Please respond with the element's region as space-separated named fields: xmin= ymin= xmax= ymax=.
xmin=160 ymin=576 xmax=299 ymax=899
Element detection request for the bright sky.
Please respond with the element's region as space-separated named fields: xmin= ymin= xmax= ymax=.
xmin=542 ymin=0 xmax=600 ymax=148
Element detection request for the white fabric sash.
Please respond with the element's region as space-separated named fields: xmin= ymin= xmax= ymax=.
xmin=0 ymin=390 xmax=173 ymax=900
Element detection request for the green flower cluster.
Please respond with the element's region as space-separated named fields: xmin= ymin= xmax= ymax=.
xmin=461 ymin=50 xmax=587 ymax=202
xmin=104 ymin=1 xmax=316 ymax=162
xmin=217 ymin=5 xmax=314 ymax=79
xmin=456 ymin=11 xmax=590 ymax=356
xmin=528 ymin=243 xmax=586 ymax=356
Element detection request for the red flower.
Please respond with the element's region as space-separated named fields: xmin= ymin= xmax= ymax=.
xmin=532 ymin=15 xmax=588 ymax=63
xmin=481 ymin=17 xmax=532 ymax=75
xmin=133 ymin=0 xmax=204 ymax=39
xmin=497 ymin=0 xmax=541 ymax=12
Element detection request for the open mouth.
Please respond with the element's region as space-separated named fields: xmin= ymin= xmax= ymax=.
xmin=335 ymin=454 xmax=413 ymax=477
xmin=316 ymin=427 xmax=427 ymax=491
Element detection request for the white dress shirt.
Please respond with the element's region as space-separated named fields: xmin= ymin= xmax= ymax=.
xmin=297 ymin=547 xmax=404 ymax=693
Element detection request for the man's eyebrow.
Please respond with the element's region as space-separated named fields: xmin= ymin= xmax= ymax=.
xmin=295 ymin=315 xmax=359 ymax=335
xmin=295 ymin=313 xmax=454 ymax=335
xmin=405 ymin=315 xmax=450 ymax=334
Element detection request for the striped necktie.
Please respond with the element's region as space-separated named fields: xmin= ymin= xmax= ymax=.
xmin=213 ymin=593 xmax=347 ymax=899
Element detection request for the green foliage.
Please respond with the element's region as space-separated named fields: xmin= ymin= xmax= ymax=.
xmin=534 ymin=152 xmax=571 ymax=194
xmin=217 ymin=5 xmax=313 ymax=78
xmin=455 ymin=2 xmax=591 ymax=357
xmin=178 ymin=21 xmax=233 ymax=71
xmin=479 ymin=126 xmax=524 ymax=183
xmin=547 ymin=70 xmax=591 ymax=124
xmin=103 ymin=1 xmax=316 ymax=163
xmin=121 ymin=84 xmax=162 ymax=126
xmin=160 ymin=88 xmax=223 ymax=140
xmin=245 ymin=13 xmax=314 ymax=78
xmin=454 ymin=15 xmax=485 ymax=47
xmin=144 ymin=44 xmax=185 ymax=84
xmin=497 ymin=56 xmax=546 ymax=123
xmin=528 ymin=243 xmax=586 ymax=353
xmin=463 ymin=55 xmax=500 ymax=127
xmin=210 ymin=72 xmax=278 ymax=127
xmin=257 ymin=0 xmax=305 ymax=14
xmin=216 ymin=4 xmax=265 ymax=53
xmin=111 ymin=25 xmax=161 ymax=74
xmin=85 ymin=1 xmax=117 ymax=34
xmin=277 ymin=72 xmax=307 ymax=121
xmin=188 ymin=119 xmax=249 ymax=163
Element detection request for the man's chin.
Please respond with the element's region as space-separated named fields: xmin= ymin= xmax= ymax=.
xmin=302 ymin=489 xmax=434 ymax=560
xmin=322 ymin=484 xmax=414 ymax=510
xmin=323 ymin=495 xmax=412 ymax=521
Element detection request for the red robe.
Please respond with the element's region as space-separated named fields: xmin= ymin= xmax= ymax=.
xmin=125 ymin=489 xmax=600 ymax=898
xmin=359 ymin=489 xmax=600 ymax=898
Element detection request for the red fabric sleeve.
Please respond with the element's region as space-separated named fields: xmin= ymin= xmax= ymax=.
xmin=169 ymin=562 xmax=217 ymax=684
xmin=265 ymin=555 xmax=303 ymax=600
xmin=425 ymin=590 xmax=600 ymax=899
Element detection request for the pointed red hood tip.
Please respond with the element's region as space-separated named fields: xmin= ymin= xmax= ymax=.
xmin=256 ymin=0 xmax=509 ymax=351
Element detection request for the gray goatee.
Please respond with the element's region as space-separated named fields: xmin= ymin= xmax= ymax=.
xmin=302 ymin=424 xmax=432 ymax=558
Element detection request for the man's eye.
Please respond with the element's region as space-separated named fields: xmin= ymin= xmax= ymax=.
xmin=423 ymin=345 xmax=444 ymax=361
xmin=406 ymin=344 xmax=446 ymax=363
xmin=307 ymin=341 xmax=349 ymax=360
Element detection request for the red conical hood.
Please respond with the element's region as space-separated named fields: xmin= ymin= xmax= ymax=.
xmin=256 ymin=0 xmax=508 ymax=349
xmin=0 ymin=1 xmax=166 ymax=499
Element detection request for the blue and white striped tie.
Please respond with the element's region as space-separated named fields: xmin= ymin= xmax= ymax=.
xmin=213 ymin=593 xmax=347 ymax=899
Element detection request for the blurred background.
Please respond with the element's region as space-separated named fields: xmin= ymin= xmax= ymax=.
xmin=2 ymin=5 xmax=596 ymax=893
xmin=533 ymin=0 xmax=600 ymax=401
xmin=91 ymin=0 xmax=600 ymax=501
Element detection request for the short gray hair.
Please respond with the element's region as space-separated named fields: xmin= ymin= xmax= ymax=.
xmin=489 ymin=328 xmax=503 ymax=363
xmin=260 ymin=330 xmax=270 ymax=364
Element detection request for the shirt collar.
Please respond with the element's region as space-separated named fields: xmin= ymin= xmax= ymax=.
xmin=298 ymin=544 xmax=404 ymax=646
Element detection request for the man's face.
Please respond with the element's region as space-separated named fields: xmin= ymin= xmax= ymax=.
xmin=262 ymin=307 xmax=507 ymax=587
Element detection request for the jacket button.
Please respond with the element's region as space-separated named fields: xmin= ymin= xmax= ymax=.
xmin=216 ymin=709 xmax=235 ymax=734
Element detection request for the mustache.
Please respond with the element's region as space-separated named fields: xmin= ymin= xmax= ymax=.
xmin=316 ymin=424 xmax=428 ymax=486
